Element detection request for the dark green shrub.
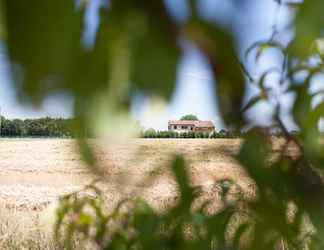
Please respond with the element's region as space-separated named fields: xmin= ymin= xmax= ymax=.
xmin=143 ymin=128 xmax=156 ymax=138
xmin=187 ymin=132 xmax=195 ymax=138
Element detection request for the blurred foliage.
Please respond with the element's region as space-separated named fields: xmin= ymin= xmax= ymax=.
xmin=2 ymin=0 xmax=324 ymax=249
xmin=55 ymin=157 xmax=242 ymax=250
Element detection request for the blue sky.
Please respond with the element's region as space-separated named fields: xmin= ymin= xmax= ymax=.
xmin=0 ymin=0 xmax=298 ymax=131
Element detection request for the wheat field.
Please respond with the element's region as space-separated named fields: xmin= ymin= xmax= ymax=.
xmin=0 ymin=138 xmax=292 ymax=249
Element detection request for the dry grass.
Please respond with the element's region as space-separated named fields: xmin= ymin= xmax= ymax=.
xmin=0 ymin=138 xmax=293 ymax=249
xmin=0 ymin=207 xmax=57 ymax=249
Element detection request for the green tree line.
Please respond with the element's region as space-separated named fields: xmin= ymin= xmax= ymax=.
xmin=141 ymin=129 xmax=243 ymax=138
xmin=0 ymin=118 xmax=244 ymax=139
xmin=0 ymin=116 xmax=74 ymax=137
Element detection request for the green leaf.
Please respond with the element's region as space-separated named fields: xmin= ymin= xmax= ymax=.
xmin=290 ymin=0 xmax=324 ymax=58
xmin=4 ymin=0 xmax=84 ymax=104
xmin=236 ymin=131 xmax=270 ymax=189
xmin=310 ymin=101 xmax=324 ymax=127
xmin=77 ymin=137 xmax=99 ymax=172
xmin=133 ymin=200 xmax=160 ymax=249
xmin=107 ymin=0 xmax=181 ymax=100
xmin=0 ymin=0 xmax=5 ymax=40
xmin=292 ymin=83 xmax=312 ymax=132
xmin=171 ymin=155 xmax=194 ymax=210
xmin=185 ymin=19 xmax=245 ymax=127
xmin=78 ymin=213 xmax=93 ymax=226
xmin=232 ymin=223 xmax=250 ymax=249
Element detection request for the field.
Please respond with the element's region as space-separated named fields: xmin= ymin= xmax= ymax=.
xmin=0 ymin=139 xmax=251 ymax=210
xmin=0 ymin=138 xmax=290 ymax=248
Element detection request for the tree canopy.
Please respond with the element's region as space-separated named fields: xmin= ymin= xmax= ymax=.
xmin=180 ymin=114 xmax=199 ymax=121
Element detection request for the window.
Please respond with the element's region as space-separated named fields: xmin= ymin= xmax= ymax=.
xmin=173 ymin=125 xmax=178 ymax=129
xmin=181 ymin=126 xmax=188 ymax=129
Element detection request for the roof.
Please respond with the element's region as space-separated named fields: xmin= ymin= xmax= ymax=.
xmin=195 ymin=121 xmax=215 ymax=128
xmin=168 ymin=120 xmax=215 ymax=128
xmin=168 ymin=120 xmax=197 ymax=126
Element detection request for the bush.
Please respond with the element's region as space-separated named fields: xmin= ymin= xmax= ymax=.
xmin=187 ymin=132 xmax=195 ymax=138
xmin=143 ymin=128 xmax=157 ymax=138
xmin=140 ymin=129 xmax=247 ymax=139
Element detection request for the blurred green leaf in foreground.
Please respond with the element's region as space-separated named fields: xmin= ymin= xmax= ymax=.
xmin=2 ymin=0 xmax=324 ymax=249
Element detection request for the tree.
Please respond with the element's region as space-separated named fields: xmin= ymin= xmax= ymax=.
xmin=180 ymin=114 xmax=199 ymax=121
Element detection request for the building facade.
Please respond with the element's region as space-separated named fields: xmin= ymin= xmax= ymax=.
xmin=168 ymin=120 xmax=215 ymax=134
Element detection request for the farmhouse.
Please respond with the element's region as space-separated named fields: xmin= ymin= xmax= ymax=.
xmin=168 ymin=120 xmax=215 ymax=134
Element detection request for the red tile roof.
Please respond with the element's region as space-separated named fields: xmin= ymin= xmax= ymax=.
xmin=195 ymin=121 xmax=215 ymax=128
xmin=168 ymin=120 xmax=197 ymax=126
xmin=168 ymin=120 xmax=214 ymax=128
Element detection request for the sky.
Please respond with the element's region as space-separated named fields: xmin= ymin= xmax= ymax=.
xmin=0 ymin=0 xmax=300 ymax=131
